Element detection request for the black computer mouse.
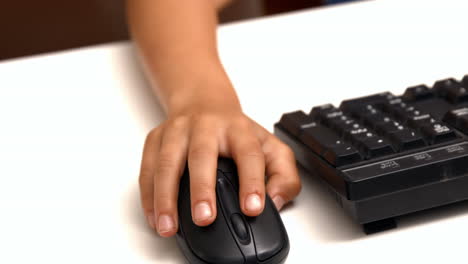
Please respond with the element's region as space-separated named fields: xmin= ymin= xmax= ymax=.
xmin=176 ymin=158 xmax=290 ymax=264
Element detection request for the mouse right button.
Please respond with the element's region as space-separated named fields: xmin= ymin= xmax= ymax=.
xmin=247 ymin=197 xmax=289 ymax=262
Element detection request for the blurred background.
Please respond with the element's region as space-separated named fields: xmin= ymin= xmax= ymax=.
xmin=0 ymin=0 xmax=359 ymax=61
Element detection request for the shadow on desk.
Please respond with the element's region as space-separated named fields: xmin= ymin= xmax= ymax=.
xmin=124 ymin=184 xmax=186 ymax=262
xmin=113 ymin=45 xmax=185 ymax=261
xmin=295 ymin=166 xmax=364 ymax=241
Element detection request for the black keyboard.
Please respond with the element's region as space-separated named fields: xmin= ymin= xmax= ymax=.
xmin=274 ymin=74 xmax=468 ymax=234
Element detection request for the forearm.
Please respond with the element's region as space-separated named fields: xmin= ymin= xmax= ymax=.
xmin=126 ymin=0 xmax=239 ymax=116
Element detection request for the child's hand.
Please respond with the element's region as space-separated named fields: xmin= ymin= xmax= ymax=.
xmin=128 ymin=0 xmax=301 ymax=238
xmin=138 ymin=98 xmax=302 ymax=237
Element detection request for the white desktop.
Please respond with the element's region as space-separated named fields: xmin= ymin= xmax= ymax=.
xmin=0 ymin=0 xmax=467 ymax=263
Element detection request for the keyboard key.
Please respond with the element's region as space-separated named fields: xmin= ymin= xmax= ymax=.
xmin=327 ymin=115 xmax=360 ymax=134
xmin=443 ymin=107 xmax=468 ymax=126
xmin=380 ymin=98 xmax=409 ymax=118
xmin=355 ymin=136 xmax=395 ymax=159
xmin=432 ymin=77 xmax=468 ymax=103
xmin=407 ymin=114 xmax=436 ymax=128
xmin=300 ymin=124 xmax=345 ymax=154
xmin=432 ymin=78 xmax=468 ymax=103
xmin=350 ymin=104 xmax=376 ymax=116
xmin=362 ymin=112 xmax=389 ymax=129
xmin=445 ymin=85 xmax=468 ymax=103
xmin=346 ymin=127 xmax=373 ymax=143
xmin=402 ymin=85 xmax=434 ymax=101
xmin=420 ymin=123 xmax=457 ymax=144
xmin=375 ymin=119 xmax=404 ymax=135
xmin=391 ymin=104 xmax=415 ymax=121
xmin=388 ymin=129 xmax=426 ymax=151
xmin=340 ymin=92 xmax=395 ymax=113
xmin=279 ymin=111 xmax=316 ymax=137
xmin=323 ymin=144 xmax=362 ymax=166
xmin=463 ymin=75 xmax=468 ymax=87
xmin=443 ymin=108 xmax=468 ymax=134
xmin=433 ymin=78 xmax=461 ymax=95
xmin=349 ymin=105 xmax=387 ymax=125
xmin=403 ymin=109 xmax=431 ymax=123
xmin=310 ymin=104 xmax=342 ymax=121
xmin=343 ymin=126 xmax=396 ymax=158
xmin=381 ymin=99 xmax=431 ymax=125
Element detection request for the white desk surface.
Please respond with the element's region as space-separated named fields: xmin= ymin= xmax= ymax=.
xmin=1 ymin=0 xmax=467 ymax=263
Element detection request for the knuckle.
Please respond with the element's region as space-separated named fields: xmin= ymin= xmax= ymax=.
xmin=168 ymin=116 xmax=189 ymax=130
xmin=238 ymin=144 xmax=263 ymax=159
xmin=241 ymin=177 xmax=265 ymax=190
xmin=154 ymin=194 xmax=176 ymax=212
xmin=155 ymin=192 xmax=172 ymax=204
xmin=277 ymin=141 xmax=295 ymax=158
xmin=192 ymin=117 xmax=222 ymax=136
xmin=240 ymin=174 xmax=265 ymax=191
xmin=286 ymin=177 xmax=302 ymax=196
xmin=155 ymin=152 xmax=178 ymax=176
xmin=243 ymin=148 xmax=263 ymax=158
xmin=140 ymin=200 xmax=153 ymax=212
xmin=193 ymin=180 xmax=215 ymax=190
xmin=232 ymin=116 xmax=251 ymax=129
xmin=191 ymin=182 xmax=215 ymax=198
xmin=139 ymin=187 xmax=154 ymax=211
xmin=189 ymin=146 xmax=216 ymax=160
xmin=269 ymin=174 xmax=302 ymax=200
xmin=139 ymin=168 xmax=153 ymax=187
xmin=147 ymin=127 xmax=160 ymax=140
xmin=196 ymin=115 xmax=217 ymax=127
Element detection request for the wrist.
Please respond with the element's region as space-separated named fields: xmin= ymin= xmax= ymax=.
xmin=166 ymin=77 xmax=241 ymax=117
xmin=148 ymin=58 xmax=241 ymax=116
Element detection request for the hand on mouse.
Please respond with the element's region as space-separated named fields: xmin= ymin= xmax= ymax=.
xmin=138 ymin=82 xmax=302 ymax=237
xmin=127 ymin=0 xmax=300 ymax=238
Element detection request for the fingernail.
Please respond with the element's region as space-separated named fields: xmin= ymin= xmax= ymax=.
xmin=158 ymin=214 xmax=175 ymax=234
xmin=194 ymin=202 xmax=212 ymax=222
xmin=147 ymin=214 xmax=156 ymax=229
xmin=245 ymin=193 xmax=262 ymax=213
xmin=272 ymin=196 xmax=286 ymax=211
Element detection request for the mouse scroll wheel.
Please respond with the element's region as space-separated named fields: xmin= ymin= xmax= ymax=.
xmin=230 ymin=213 xmax=250 ymax=244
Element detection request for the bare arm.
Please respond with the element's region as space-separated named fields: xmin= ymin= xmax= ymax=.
xmin=127 ymin=0 xmax=237 ymax=115
xmin=127 ymin=0 xmax=301 ymax=238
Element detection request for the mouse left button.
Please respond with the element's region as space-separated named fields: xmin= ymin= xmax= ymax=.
xmin=177 ymin=170 xmax=245 ymax=264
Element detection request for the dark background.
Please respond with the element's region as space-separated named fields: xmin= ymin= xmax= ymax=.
xmin=0 ymin=0 xmax=324 ymax=61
